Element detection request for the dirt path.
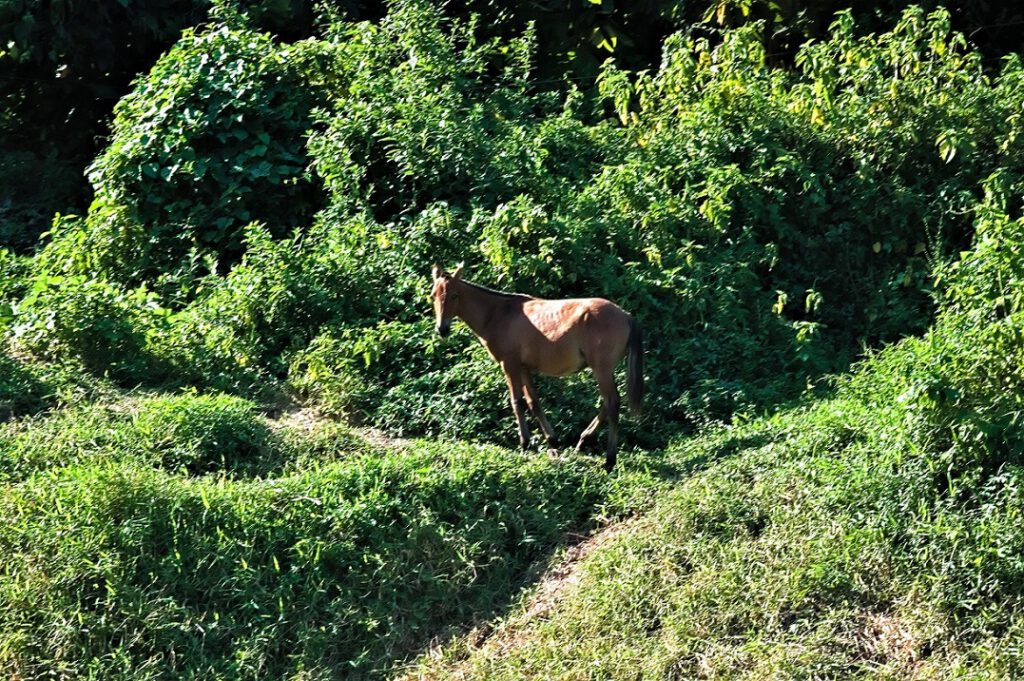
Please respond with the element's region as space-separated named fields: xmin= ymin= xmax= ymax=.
xmin=356 ymin=426 xmax=417 ymax=451
xmin=265 ymin=405 xmax=322 ymax=433
xmin=266 ymin=404 xmax=416 ymax=450
xmin=398 ymin=516 xmax=639 ymax=680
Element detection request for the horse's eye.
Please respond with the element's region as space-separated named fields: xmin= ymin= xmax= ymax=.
xmin=451 ymin=293 xmax=460 ymax=300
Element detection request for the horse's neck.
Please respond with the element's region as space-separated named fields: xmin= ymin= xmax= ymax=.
xmin=456 ymin=281 xmax=511 ymax=341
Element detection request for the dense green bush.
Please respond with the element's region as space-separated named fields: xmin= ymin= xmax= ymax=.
xmin=852 ymin=185 xmax=1024 ymax=494
xmin=16 ymin=3 xmax=1024 ymax=443
xmin=76 ymin=25 xmax=330 ymax=281
xmin=11 ymin=274 xmax=165 ymax=383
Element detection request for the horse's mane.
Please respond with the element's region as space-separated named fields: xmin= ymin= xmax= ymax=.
xmin=461 ymin=279 xmax=533 ymax=301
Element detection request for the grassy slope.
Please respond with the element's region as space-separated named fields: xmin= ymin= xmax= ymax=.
xmin=6 ymin=314 xmax=1024 ymax=680
xmin=0 ymin=384 xmax=661 ymax=680
xmin=405 ymin=390 xmax=1024 ymax=678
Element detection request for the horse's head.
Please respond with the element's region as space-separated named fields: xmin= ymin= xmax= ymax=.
xmin=431 ymin=262 xmax=464 ymax=338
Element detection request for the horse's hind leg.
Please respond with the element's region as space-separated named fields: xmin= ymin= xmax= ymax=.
xmin=521 ymin=371 xmax=557 ymax=448
xmin=575 ymin=407 xmax=605 ymax=452
xmin=502 ymin=362 xmax=531 ymax=451
xmin=593 ymin=365 xmax=621 ymax=472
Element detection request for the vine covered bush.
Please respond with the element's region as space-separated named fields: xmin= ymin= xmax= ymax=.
xmin=16 ymin=2 xmax=1024 ymax=443
xmin=76 ymin=26 xmax=331 ymax=282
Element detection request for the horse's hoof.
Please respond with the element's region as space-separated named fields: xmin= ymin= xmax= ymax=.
xmin=546 ymin=447 xmax=561 ymax=459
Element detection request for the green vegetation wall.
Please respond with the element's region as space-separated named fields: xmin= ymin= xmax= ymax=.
xmin=7 ymin=2 xmax=1024 ymax=446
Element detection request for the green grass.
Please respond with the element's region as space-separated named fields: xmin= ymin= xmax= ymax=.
xmin=0 ymin=392 xmax=376 ymax=482
xmin=0 ymin=353 xmax=127 ymax=422
xmin=0 ymin=423 xmax=619 ymax=679
xmin=405 ymin=394 xmax=1024 ymax=679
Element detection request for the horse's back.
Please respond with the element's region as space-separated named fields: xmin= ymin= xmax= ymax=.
xmin=515 ymin=297 xmax=631 ymax=376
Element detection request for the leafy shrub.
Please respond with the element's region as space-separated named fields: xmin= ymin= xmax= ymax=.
xmin=308 ymin=1 xmax=547 ymax=221
xmin=11 ymin=275 xmax=166 ymax=383
xmin=79 ymin=25 xmax=330 ymax=281
xmin=868 ymin=188 xmax=1024 ymax=491
xmin=287 ymin=324 xmax=385 ymax=422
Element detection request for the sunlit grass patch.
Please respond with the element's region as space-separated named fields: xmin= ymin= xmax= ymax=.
xmin=0 ymin=440 xmax=615 ymax=679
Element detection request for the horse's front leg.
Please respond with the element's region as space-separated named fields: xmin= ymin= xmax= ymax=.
xmin=522 ymin=370 xmax=557 ymax=449
xmin=501 ymin=362 xmax=531 ymax=451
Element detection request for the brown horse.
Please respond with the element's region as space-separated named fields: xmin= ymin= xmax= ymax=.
xmin=431 ymin=264 xmax=643 ymax=472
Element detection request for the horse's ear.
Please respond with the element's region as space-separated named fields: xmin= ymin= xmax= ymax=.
xmin=451 ymin=262 xmax=464 ymax=279
xmin=431 ymin=263 xmax=442 ymax=279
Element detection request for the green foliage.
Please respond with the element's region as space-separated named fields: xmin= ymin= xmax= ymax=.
xmin=19 ymin=3 xmax=1024 ymax=442
xmin=79 ymin=26 xmax=329 ymax=280
xmin=0 ymin=248 xmax=29 ymax=320
xmin=308 ymin=2 xmax=553 ymax=220
xmin=7 ymin=4 xmax=1024 ymax=678
xmin=11 ymin=274 xmax=165 ymax=383
xmin=0 ymin=353 xmax=49 ymax=422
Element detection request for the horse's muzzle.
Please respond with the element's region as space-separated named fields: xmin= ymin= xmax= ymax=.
xmin=436 ymin=323 xmax=451 ymax=338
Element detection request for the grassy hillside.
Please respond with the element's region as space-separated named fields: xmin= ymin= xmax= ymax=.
xmin=4 ymin=1 xmax=1024 ymax=679
xmin=0 ymin=399 xmax=644 ymax=678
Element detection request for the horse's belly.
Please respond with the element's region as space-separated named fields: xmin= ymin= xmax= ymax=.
xmin=525 ymin=343 xmax=585 ymax=377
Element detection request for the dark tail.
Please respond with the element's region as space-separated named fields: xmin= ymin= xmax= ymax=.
xmin=627 ymin=316 xmax=644 ymax=417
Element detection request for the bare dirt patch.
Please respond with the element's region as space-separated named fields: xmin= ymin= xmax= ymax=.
xmin=266 ymin=405 xmax=415 ymax=449
xmin=855 ymin=611 xmax=929 ymax=675
xmin=358 ymin=426 xmax=416 ymax=451
xmin=266 ymin=405 xmax=322 ymax=434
